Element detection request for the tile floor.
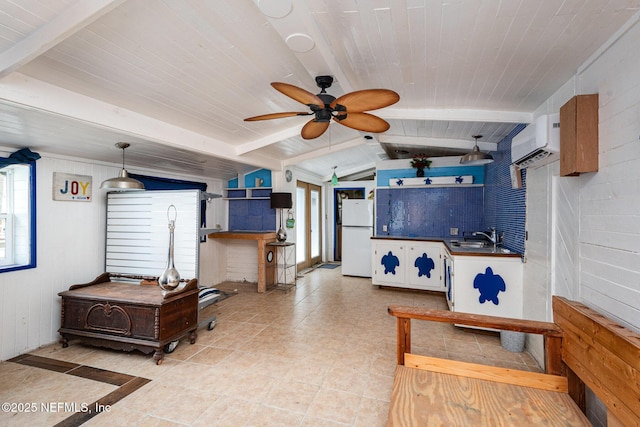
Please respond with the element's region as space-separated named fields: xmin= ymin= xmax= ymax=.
xmin=0 ymin=266 xmax=541 ymax=426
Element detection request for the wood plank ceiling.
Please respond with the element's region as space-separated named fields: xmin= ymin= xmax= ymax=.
xmin=0 ymin=0 xmax=638 ymax=181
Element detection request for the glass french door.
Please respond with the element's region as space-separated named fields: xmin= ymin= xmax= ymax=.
xmin=296 ymin=181 xmax=322 ymax=269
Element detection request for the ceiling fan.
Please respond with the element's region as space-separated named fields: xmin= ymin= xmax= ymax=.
xmin=244 ymin=76 xmax=400 ymax=139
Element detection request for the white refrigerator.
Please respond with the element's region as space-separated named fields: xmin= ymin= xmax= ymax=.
xmin=341 ymin=199 xmax=374 ymax=277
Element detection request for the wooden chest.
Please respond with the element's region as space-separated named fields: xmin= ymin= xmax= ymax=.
xmin=58 ymin=273 xmax=198 ymax=364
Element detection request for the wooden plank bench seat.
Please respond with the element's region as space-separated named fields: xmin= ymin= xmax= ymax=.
xmin=387 ymin=296 xmax=640 ymax=426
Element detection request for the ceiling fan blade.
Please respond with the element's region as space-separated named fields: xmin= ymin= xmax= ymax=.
xmin=272 ymin=82 xmax=324 ymax=108
xmin=301 ymin=120 xmax=330 ymax=139
xmin=331 ymin=89 xmax=400 ymax=112
xmin=335 ymin=112 xmax=390 ymax=133
xmin=244 ymin=112 xmax=311 ymax=121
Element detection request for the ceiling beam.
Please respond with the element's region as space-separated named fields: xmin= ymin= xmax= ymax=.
xmin=378 ymin=107 xmax=532 ymax=124
xmin=0 ymin=0 xmax=127 ymax=79
xmin=378 ymin=135 xmax=497 ymax=151
xmin=235 ymin=125 xmax=302 ymax=155
xmin=0 ymin=73 xmax=280 ymax=171
xmin=323 ymin=163 xmax=376 ymax=182
xmin=283 ymin=136 xmax=364 ymax=166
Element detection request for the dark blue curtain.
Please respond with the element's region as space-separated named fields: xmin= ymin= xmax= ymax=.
xmin=0 ymin=148 xmax=40 ymax=168
xmin=129 ymin=174 xmax=208 ymax=229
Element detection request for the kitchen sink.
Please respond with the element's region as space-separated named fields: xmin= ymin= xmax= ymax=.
xmin=448 ymin=240 xmax=515 ymax=255
xmin=450 ymin=240 xmax=488 ymax=248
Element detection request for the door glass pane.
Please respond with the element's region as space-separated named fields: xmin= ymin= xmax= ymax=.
xmin=310 ymin=189 xmax=320 ymax=258
xmin=296 ymin=187 xmax=306 ymax=263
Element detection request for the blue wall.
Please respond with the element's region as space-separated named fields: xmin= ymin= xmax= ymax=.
xmin=483 ymin=124 xmax=527 ymax=254
xmin=244 ymin=169 xmax=272 ymax=188
xmin=227 ymin=168 xmax=272 ymax=189
xmin=377 ymin=165 xmax=485 ymax=186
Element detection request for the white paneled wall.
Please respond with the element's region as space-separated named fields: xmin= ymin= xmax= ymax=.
xmin=225 ymin=240 xmax=259 ymax=283
xmin=553 ymin=168 xmax=583 ymax=300
xmin=525 ymin=15 xmax=640 ymax=355
xmin=522 ymin=22 xmax=640 ymax=426
xmin=0 ymin=152 xmax=225 ymax=360
xmin=522 ymin=164 xmax=552 ymax=365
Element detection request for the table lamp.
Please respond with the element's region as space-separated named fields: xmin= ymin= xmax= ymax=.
xmin=270 ymin=192 xmax=292 ymax=242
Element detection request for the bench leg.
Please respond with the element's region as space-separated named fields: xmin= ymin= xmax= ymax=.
xmin=397 ymin=317 xmax=411 ymax=365
xmin=568 ymin=368 xmax=586 ymax=413
xmin=544 ymin=335 xmax=563 ymax=375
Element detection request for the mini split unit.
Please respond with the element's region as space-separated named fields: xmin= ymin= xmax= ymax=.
xmin=511 ymin=114 xmax=560 ymax=169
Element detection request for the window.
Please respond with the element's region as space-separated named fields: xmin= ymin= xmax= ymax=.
xmin=0 ymin=162 xmax=36 ymax=272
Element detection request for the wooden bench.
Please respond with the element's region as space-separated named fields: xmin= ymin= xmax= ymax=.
xmin=387 ymin=296 xmax=640 ymax=426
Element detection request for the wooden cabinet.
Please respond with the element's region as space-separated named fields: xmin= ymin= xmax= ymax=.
xmin=560 ymin=94 xmax=599 ymax=176
xmin=58 ymin=273 xmax=199 ymax=364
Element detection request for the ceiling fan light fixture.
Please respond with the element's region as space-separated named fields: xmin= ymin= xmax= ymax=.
xmin=244 ymin=76 xmax=399 ymax=139
xmin=100 ymin=142 xmax=145 ymax=191
xmin=314 ymin=108 xmax=333 ymax=122
xmin=460 ymin=135 xmax=494 ymax=165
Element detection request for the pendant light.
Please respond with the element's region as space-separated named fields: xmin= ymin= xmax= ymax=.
xmin=460 ymin=135 xmax=494 ymax=165
xmin=330 ymin=166 xmax=339 ymax=186
xmin=100 ymin=142 xmax=145 ymax=191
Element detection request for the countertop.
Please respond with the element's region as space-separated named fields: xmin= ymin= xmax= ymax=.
xmin=371 ymin=235 xmax=521 ymax=258
xmin=208 ymin=230 xmax=277 ymax=240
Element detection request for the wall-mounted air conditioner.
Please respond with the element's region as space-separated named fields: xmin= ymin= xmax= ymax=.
xmin=511 ymin=114 xmax=560 ymax=169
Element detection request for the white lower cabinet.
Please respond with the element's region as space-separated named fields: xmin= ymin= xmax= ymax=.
xmin=372 ymin=240 xmax=443 ymax=291
xmin=447 ymin=251 xmax=523 ymax=319
xmin=372 ymin=240 xmax=406 ymax=286
xmin=443 ymin=250 xmax=454 ymax=310
xmin=407 ymin=242 xmax=443 ymax=291
xmin=372 ymin=239 xmax=523 ymax=312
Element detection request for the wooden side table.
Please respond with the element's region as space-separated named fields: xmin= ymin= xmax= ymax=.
xmin=208 ymin=231 xmax=277 ymax=292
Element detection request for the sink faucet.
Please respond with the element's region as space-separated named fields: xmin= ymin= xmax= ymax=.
xmin=472 ymin=227 xmax=498 ymax=249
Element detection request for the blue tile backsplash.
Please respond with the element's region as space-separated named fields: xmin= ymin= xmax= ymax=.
xmin=375 ymin=124 xmax=527 ymax=255
xmin=227 ymin=170 xmax=276 ymax=231
xmin=376 ymin=186 xmax=484 ymax=237
xmin=228 ymin=199 xmax=275 ymax=231
xmin=483 ymin=124 xmax=527 ymax=254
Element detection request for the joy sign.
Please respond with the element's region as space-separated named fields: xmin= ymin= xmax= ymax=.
xmin=53 ymin=172 xmax=92 ymax=201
